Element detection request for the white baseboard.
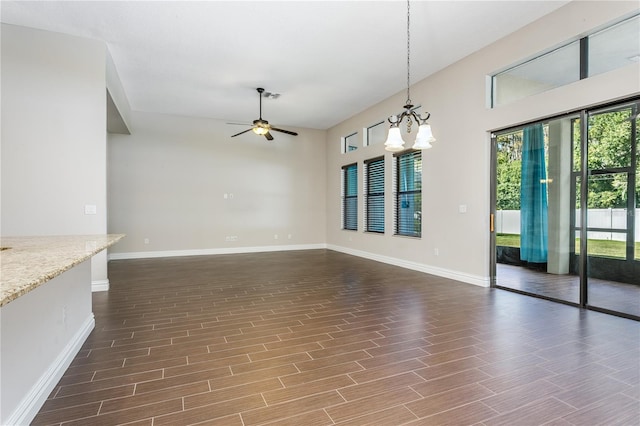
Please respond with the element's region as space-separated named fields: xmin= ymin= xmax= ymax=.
xmin=92 ymin=279 xmax=109 ymax=292
xmin=327 ymin=244 xmax=490 ymax=287
xmin=108 ymin=243 xmax=328 ymax=260
xmin=5 ymin=314 xmax=95 ymax=426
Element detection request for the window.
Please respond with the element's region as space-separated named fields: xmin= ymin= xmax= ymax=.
xmin=395 ymin=150 xmax=422 ymax=237
xmin=491 ymin=13 xmax=640 ymax=108
xmin=492 ymin=41 xmax=580 ymax=107
xmin=365 ymin=157 xmax=384 ymax=233
xmin=342 ymin=163 xmax=358 ymax=230
xmin=342 ymin=132 xmax=359 ymax=153
xmin=365 ymin=122 xmax=386 ymax=146
xmin=589 ymin=14 xmax=640 ymax=78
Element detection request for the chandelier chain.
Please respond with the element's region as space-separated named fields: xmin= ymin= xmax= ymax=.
xmin=406 ymin=0 xmax=411 ymax=106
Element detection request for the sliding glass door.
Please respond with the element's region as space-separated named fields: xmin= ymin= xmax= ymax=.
xmin=492 ymin=98 xmax=640 ymax=320
xmin=494 ymin=115 xmax=580 ymax=305
xmin=583 ymin=102 xmax=639 ymax=317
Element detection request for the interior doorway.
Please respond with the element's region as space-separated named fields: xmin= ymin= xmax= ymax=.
xmin=491 ymin=98 xmax=640 ymax=320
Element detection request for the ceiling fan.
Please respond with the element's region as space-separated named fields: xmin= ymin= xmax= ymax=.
xmin=230 ymin=88 xmax=298 ymax=141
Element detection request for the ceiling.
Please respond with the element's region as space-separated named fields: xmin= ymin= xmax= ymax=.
xmin=1 ymin=1 xmax=571 ymax=130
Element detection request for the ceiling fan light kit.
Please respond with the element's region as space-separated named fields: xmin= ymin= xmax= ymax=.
xmin=384 ymin=0 xmax=436 ymax=152
xmin=252 ymin=121 xmax=269 ymax=135
xmin=230 ymin=88 xmax=298 ymax=141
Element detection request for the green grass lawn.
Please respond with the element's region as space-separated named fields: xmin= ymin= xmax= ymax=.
xmin=496 ymin=233 xmax=520 ymax=248
xmin=496 ymin=233 xmax=640 ymax=259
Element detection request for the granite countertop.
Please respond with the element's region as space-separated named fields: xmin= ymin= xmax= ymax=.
xmin=0 ymin=234 xmax=124 ymax=307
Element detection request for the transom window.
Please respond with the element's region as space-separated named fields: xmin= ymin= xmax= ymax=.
xmin=491 ymin=13 xmax=640 ymax=107
xmin=342 ymin=133 xmax=359 ymax=153
xmin=365 ymin=122 xmax=386 ymax=146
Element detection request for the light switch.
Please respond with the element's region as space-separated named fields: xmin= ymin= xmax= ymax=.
xmin=84 ymin=204 xmax=97 ymax=215
xmin=459 ymin=204 xmax=467 ymax=214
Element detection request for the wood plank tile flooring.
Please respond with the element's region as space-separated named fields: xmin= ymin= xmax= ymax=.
xmin=33 ymin=250 xmax=640 ymax=425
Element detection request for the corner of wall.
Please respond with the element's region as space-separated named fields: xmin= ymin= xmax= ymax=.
xmin=106 ymin=48 xmax=132 ymax=134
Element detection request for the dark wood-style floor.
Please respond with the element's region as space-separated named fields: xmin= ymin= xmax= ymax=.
xmin=33 ymin=250 xmax=639 ymax=425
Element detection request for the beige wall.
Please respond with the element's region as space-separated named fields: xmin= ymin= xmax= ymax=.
xmin=107 ymin=111 xmax=327 ymax=256
xmin=325 ymin=1 xmax=640 ymax=286
xmin=0 ymin=24 xmax=109 ymax=284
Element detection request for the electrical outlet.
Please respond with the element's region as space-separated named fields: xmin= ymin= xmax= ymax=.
xmin=225 ymin=236 xmax=238 ymax=242
xmin=144 ymin=238 xmax=150 ymax=244
xmin=274 ymin=234 xmax=279 ymax=240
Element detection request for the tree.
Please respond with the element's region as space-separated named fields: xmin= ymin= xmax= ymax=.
xmin=496 ymin=131 xmax=523 ymax=210
xmin=573 ymin=109 xmax=632 ymax=209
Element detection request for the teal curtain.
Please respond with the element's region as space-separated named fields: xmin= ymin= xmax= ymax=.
xmin=520 ymin=124 xmax=548 ymax=263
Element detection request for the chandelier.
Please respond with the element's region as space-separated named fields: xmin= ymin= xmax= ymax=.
xmin=384 ymin=0 xmax=435 ymax=152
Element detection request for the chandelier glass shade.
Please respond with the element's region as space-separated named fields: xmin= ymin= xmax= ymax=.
xmin=383 ymin=123 xmax=405 ymax=152
xmin=413 ymin=123 xmax=435 ymax=149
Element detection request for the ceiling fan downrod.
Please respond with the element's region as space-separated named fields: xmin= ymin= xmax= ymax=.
xmin=257 ymin=87 xmax=264 ymax=120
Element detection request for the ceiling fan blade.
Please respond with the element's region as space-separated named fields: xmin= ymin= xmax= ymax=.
xmin=231 ymin=128 xmax=253 ymax=137
xmin=264 ymin=131 xmax=274 ymax=141
xmin=270 ymin=127 xmax=298 ymax=136
xmin=227 ymin=122 xmax=251 ymax=126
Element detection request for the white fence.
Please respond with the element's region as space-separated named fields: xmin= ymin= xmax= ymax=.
xmin=495 ymin=209 xmax=640 ymax=241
